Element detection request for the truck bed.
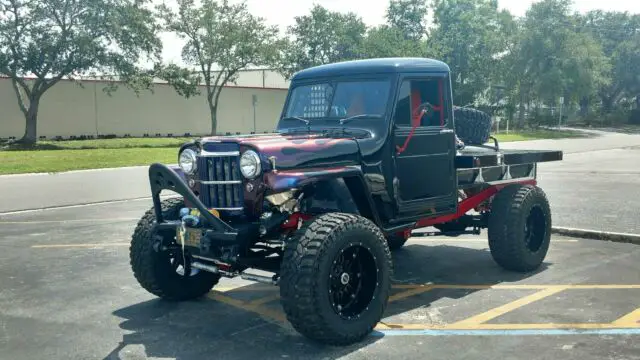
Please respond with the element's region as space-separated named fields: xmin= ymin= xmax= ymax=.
xmin=455 ymin=146 xmax=563 ymax=169
xmin=455 ymin=145 xmax=563 ymax=188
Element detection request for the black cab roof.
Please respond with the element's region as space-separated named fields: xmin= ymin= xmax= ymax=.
xmin=291 ymin=57 xmax=450 ymax=81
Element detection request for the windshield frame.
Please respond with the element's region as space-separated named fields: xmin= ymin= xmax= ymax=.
xmin=280 ymin=75 xmax=396 ymax=124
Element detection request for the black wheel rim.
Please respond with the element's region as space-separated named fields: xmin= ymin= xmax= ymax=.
xmin=329 ymin=244 xmax=378 ymax=319
xmin=524 ymin=205 xmax=546 ymax=252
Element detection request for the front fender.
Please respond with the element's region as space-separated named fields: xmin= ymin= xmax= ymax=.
xmin=264 ymin=165 xmax=362 ymax=192
xmin=264 ymin=166 xmax=383 ymax=228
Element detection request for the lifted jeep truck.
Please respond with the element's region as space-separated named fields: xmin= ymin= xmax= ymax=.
xmin=130 ymin=58 xmax=562 ymax=346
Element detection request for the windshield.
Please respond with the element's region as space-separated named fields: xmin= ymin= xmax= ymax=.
xmin=284 ymin=79 xmax=391 ymax=121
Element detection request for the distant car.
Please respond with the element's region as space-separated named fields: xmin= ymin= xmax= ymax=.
xmin=130 ymin=57 xmax=563 ymax=346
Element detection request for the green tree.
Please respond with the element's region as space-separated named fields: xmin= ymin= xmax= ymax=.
xmin=489 ymin=9 xmax=520 ymax=114
xmin=580 ymin=11 xmax=640 ymax=112
xmin=428 ymin=0 xmax=511 ymax=106
xmin=359 ymin=25 xmax=428 ymax=58
xmin=0 ymin=0 xmax=161 ymax=144
xmin=156 ymin=0 xmax=281 ymax=135
xmin=385 ymin=0 xmax=428 ymax=41
xmin=562 ymin=27 xmax=610 ymax=116
xmin=277 ymin=5 xmax=366 ymax=78
xmin=614 ymin=33 xmax=640 ymax=108
xmin=507 ymin=0 xmax=609 ymax=126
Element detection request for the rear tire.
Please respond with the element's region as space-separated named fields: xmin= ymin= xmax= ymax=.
xmin=279 ymin=213 xmax=392 ymax=346
xmin=488 ymin=184 xmax=552 ymax=272
xmin=130 ymin=198 xmax=221 ymax=301
xmin=453 ymin=106 xmax=492 ymax=145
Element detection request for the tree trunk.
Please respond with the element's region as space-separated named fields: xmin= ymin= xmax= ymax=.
xmin=579 ymin=96 xmax=589 ymax=118
xmin=636 ymin=94 xmax=640 ymax=109
xmin=19 ymin=96 xmax=40 ymax=145
xmin=210 ymin=80 xmax=228 ymax=136
xmin=209 ymin=102 xmax=217 ymax=136
xmin=517 ymin=88 xmax=526 ymax=130
xmin=601 ymin=95 xmax=614 ymax=115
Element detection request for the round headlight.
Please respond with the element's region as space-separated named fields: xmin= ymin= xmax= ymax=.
xmin=240 ymin=150 xmax=261 ymax=179
xmin=179 ymin=148 xmax=198 ymax=174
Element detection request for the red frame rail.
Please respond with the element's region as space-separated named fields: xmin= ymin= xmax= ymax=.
xmin=411 ymin=179 xmax=537 ymax=231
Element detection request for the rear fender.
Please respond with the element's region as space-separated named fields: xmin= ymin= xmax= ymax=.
xmin=264 ymin=166 xmax=383 ymax=227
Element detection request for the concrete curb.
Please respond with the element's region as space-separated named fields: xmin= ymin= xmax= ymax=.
xmin=551 ymin=226 xmax=640 ymax=245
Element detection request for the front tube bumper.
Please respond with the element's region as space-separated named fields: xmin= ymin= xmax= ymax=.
xmin=148 ymin=163 xmax=237 ymax=236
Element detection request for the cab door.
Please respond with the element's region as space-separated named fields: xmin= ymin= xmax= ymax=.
xmin=391 ymin=73 xmax=458 ymax=218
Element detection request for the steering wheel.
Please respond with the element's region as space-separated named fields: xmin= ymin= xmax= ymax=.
xmin=412 ymin=102 xmax=435 ymax=125
xmin=410 ymin=101 xmax=465 ymax=150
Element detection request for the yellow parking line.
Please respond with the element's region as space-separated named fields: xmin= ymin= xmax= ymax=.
xmin=208 ymin=292 xmax=287 ymax=324
xmin=563 ymin=285 xmax=640 ymax=289
xmin=248 ymin=294 xmax=281 ymax=306
xmin=215 ymin=283 xmax=640 ymax=293
xmin=31 ymin=243 xmax=130 ymax=248
xmin=208 ymin=286 xmax=640 ymax=332
xmin=409 ymin=238 xmax=579 ymax=243
xmin=451 ymin=286 xmax=566 ymax=326
xmin=0 ymin=218 xmax=138 ymax=224
xmin=391 ymin=284 xmax=640 ymax=290
xmin=217 ymin=283 xmax=640 ymax=293
xmin=215 ymin=286 xmax=278 ymax=292
xmin=613 ymin=308 xmax=640 ymax=326
xmin=389 ymin=285 xmax=434 ymax=302
xmin=375 ymin=322 xmax=640 ymax=330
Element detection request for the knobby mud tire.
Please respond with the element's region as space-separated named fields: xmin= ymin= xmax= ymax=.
xmin=488 ymin=184 xmax=552 ymax=272
xmin=279 ymin=213 xmax=393 ymax=346
xmin=453 ymin=106 xmax=493 ymax=145
xmin=130 ymin=198 xmax=220 ymax=301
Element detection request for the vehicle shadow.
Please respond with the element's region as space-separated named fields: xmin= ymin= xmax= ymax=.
xmin=106 ymin=241 xmax=550 ymax=360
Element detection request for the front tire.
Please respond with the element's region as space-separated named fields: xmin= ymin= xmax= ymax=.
xmin=279 ymin=213 xmax=392 ymax=346
xmin=130 ymin=198 xmax=221 ymax=301
xmin=488 ymin=184 xmax=552 ymax=272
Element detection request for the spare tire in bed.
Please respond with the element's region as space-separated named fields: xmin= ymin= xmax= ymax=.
xmin=453 ymin=106 xmax=492 ymax=145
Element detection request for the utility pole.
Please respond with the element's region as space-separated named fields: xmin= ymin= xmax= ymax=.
xmin=252 ymin=94 xmax=258 ymax=133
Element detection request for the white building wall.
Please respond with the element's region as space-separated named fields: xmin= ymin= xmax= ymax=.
xmin=0 ymin=69 xmax=289 ymax=139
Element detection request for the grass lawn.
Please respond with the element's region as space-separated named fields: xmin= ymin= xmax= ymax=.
xmin=3 ymin=137 xmax=193 ymax=150
xmin=0 ymin=148 xmax=178 ymax=175
xmin=0 ymin=128 xmax=583 ymax=175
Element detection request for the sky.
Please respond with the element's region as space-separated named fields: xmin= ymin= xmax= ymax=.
xmin=157 ymin=0 xmax=640 ymax=66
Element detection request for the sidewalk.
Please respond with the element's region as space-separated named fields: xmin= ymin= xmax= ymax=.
xmin=2 ymin=129 xmax=640 ymax=214
xmin=0 ymin=166 xmax=151 ymax=213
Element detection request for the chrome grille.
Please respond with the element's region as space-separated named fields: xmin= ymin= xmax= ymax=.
xmin=197 ymin=150 xmax=243 ymax=211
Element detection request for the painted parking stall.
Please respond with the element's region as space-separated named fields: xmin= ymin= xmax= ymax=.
xmin=2 ymin=202 xmax=639 ymax=360
xmin=206 ymin=281 xmax=640 ymax=336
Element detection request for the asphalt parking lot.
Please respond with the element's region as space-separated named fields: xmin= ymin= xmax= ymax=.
xmin=1 ymin=199 xmax=639 ymax=360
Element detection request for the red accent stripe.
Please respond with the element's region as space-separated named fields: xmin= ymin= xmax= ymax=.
xmin=414 ymin=179 xmax=537 ymax=228
xmin=411 ymin=87 xmax=422 ymax=127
